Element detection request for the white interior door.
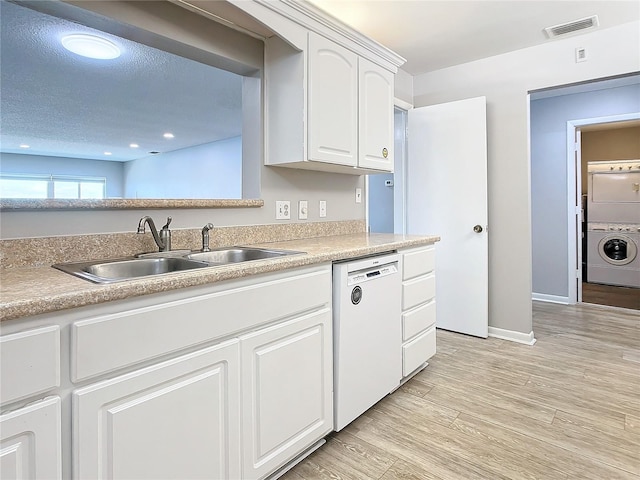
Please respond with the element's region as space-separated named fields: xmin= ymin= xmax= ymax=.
xmin=407 ymin=96 xmax=488 ymax=338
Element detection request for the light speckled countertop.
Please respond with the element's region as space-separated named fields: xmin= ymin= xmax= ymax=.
xmin=0 ymin=233 xmax=439 ymax=322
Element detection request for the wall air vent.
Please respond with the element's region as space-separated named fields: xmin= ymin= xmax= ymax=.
xmin=544 ymin=15 xmax=599 ymax=38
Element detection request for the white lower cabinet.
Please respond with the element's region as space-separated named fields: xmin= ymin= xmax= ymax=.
xmin=0 ymin=396 xmax=62 ymax=479
xmin=400 ymin=246 xmax=437 ymax=378
xmin=0 ymin=264 xmax=332 ymax=480
xmin=240 ymin=309 xmax=333 ymax=480
xmin=73 ymin=340 xmax=241 ymax=480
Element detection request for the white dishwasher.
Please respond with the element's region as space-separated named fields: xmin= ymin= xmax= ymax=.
xmin=333 ymin=252 xmax=401 ymax=431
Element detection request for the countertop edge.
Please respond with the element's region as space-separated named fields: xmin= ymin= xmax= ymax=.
xmin=0 ymin=234 xmax=439 ymax=322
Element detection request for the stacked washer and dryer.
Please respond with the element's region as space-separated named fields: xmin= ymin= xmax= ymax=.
xmin=586 ymin=160 xmax=640 ymax=288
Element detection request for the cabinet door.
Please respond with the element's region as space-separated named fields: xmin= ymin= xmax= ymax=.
xmin=73 ymin=340 xmax=240 ymax=480
xmin=308 ymin=33 xmax=358 ymax=166
xmin=0 ymin=396 xmax=62 ymax=479
xmin=358 ymin=57 xmax=394 ymax=171
xmin=240 ymin=308 xmax=333 ymax=480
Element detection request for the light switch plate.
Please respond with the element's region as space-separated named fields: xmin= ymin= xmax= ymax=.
xmin=355 ymin=188 xmax=362 ymax=203
xmin=319 ymin=200 xmax=327 ymax=218
xmin=298 ymin=200 xmax=308 ymax=220
xmin=276 ymin=201 xmax=290 ymax=220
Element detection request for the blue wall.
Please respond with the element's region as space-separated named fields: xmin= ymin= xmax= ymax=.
xmin=123 ymin=136 xmax=242 ymax=199
xmin=530 ymin=82 xmax=640 ymax=298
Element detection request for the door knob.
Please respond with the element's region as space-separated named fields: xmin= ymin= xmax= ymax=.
xmin=473 ymin=225 xmax=483 ymax=233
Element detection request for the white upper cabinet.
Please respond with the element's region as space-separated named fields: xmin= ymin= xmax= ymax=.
xmin=308 ymin=34 xmax=358 ymax=167
xmin=358 ymin=56 xmax=394 ymax=171
xmin=265 ymin=32 xmax=396 ymax=175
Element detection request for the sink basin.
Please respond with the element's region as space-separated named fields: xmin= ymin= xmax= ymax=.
xmin=186 ymin=247 xmax=303 ymax=264
xmin=53 ymin=257 xmax=209 ymax=284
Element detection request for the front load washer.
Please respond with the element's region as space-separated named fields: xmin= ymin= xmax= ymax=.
xmin=587 ymin=223 xmax=640 ymax=288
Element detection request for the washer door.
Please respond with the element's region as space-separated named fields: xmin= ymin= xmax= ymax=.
xmin=598 ymin=235 xmax=637 ymax=265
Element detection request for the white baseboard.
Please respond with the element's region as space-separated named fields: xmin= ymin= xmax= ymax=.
xmin=532 ymin=293 xmax=569 ymax=304
xmin=488 ymin=327 xmax=536 ymax=345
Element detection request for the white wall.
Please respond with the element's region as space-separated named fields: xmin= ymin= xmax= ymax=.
xmin=394 ymin=68 xmax=413 ymax=106
xmin=412 ymin=21 xmax=640 ymax=335
xmin=124 ymin=137 xmax=243 ymax=199
xmin=0 ymin=153 xmax=124 ymax=198
xmin=530 ymin=83 xmax=640 ymax=298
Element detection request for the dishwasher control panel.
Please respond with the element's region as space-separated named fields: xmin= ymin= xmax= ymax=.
xmin=347 ymin=264 xmax=397 ymax=285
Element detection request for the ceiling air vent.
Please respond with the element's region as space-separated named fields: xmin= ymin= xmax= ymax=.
xmin=544 ymin=15 xmax=599 ymax=38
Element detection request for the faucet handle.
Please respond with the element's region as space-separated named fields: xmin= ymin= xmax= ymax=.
xmin=162 ymin=217 xmax=172 ymax=230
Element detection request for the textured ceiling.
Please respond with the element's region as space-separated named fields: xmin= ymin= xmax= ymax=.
xmin=0 ymin=1 xmax=243 ymax=162
xmin=309 ymin=0 xmax=640 ymax=76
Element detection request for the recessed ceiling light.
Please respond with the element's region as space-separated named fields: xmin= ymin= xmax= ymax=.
xmin=129 ymin=143 xmax=139 ymax=148
xmin=163 ymin=133 xmax=175 ymax=139
xmin=104 ymin=151 xmax=112 ymax=156
xmin=61 ymin=34 xmax=121 ymax=60
xmin=19 ymin=144 xmax=30 ymax=149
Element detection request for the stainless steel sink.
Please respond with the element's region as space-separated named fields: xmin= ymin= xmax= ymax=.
xmin=54 ymin=247 xmax=303 ymax=283
xmin=186 ymin=247 xmax=303 ymax=264
xmin=53 ymin=257 xmax=209 ymax=284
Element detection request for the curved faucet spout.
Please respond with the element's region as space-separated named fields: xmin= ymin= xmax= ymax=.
xmin=137 ymin=216 xmax=170 ymax=251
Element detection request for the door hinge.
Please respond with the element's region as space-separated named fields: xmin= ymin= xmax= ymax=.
xmin=574 ymin=142 xmax=579 ymax=151
xmin=576 ymin=269 xmax=581 ymax=279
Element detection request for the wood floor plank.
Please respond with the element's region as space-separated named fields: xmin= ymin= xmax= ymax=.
xmin=416 ymin=370 xmax=557 ymax=424
xmin=366 ymin=399 xmax=567 ymax=480
xmin=379 ymin=459 xmax=443 ymax=480
xmin=353 ymin=414 xmax=512 ymax=480
xmin=626 ymin=414 xmax=640 ymax=436
xmin=451 ymin=413 xmax=638 ymax=480
xmin=523 ymin=375 xmax=632 ymax=428
xmin=553 ymin=410 xmax=640 ymax=448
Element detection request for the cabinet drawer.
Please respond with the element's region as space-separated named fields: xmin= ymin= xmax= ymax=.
xmin=402 ymin=273 xmax=436 ymax=311
xmin=403 ymin=300 xmax=436 ymax=341
xmin=402 ymin=247 xmax=435 ymax=281
xmin=0 ymin=326 xmax=60 ymax=405
xmin=402 ymin=326 xmax=436 ymax=377
xmin=72 ymin=267 xmax=331 ymax=382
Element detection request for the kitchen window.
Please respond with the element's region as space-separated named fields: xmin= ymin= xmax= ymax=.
xmin=0 ymin=174 xmax=106 ymax=199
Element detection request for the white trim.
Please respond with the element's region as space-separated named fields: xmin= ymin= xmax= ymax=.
xmin=488 ymin=327 xmax=536 ymax=345
xmin=394 ymin=97 xmax=413 ymax=111
xmin=566 ymin=112 xmax=640 ymax=305
xmin=532 ymin=293 xmax=570 ymax=304
xmin=364 ymin=176 xmax=370 ymax=233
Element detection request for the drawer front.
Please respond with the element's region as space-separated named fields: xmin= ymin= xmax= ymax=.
xmin=403 ymin=300 xmax=436 ymax=341
xmin=72 ymin=267 xmax=331 ymax=382
xmin=0 ymin=326 xmax=60 ymax=405
xmin=402 ymin=247 xmax=435 ymax=281
xmin=402 ymin=326 xmax=436 ymax=377
xmin=402 ymin=273 xmax=436 ymax=311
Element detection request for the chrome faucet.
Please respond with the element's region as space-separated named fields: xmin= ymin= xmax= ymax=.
xmin=137 ymin=216 xmax=172 ymax=252
xmin=201 ymin=223 xmax=214 ymax=252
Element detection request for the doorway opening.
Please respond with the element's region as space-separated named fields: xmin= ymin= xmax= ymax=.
xmin=367 ymin=106 xmax=408 ymax=233
xmin=570 ymin=116 xmax=640 ymax=310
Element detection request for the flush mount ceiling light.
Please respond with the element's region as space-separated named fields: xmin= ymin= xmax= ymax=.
xmin=61 ymin=34 xmax=120 ymax=59
xmin=163 ymin=132 xmax=175 ymax=139
xmin=19 ymin=144 xmax=30 ymax=149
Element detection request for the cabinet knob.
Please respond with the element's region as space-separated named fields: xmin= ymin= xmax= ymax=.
xmin=473 ymin=225 xmax=483 ymax=233
xmin=382 ymin=147 xmax=388 ymax=158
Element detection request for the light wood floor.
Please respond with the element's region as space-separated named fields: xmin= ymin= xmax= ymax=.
xmin=281 ymin=302 xmax=640 ymax=480
xmin=583 ymin=282 xmax=640 ymax=311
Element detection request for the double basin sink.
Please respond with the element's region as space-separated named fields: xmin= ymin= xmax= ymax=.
xmin=53 ymin=247 xmax=303 ymax=284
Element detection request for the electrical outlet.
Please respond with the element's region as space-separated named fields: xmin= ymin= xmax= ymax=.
xmin=276 ymin=200 xmax=290 ymax=220
xmin=355 ymin=188 xmax=362 ymax=203
xmin=319 ymin=200 xmax=327 ymax=218
xmin=298 ymin=200 xmax=308 ymax=220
